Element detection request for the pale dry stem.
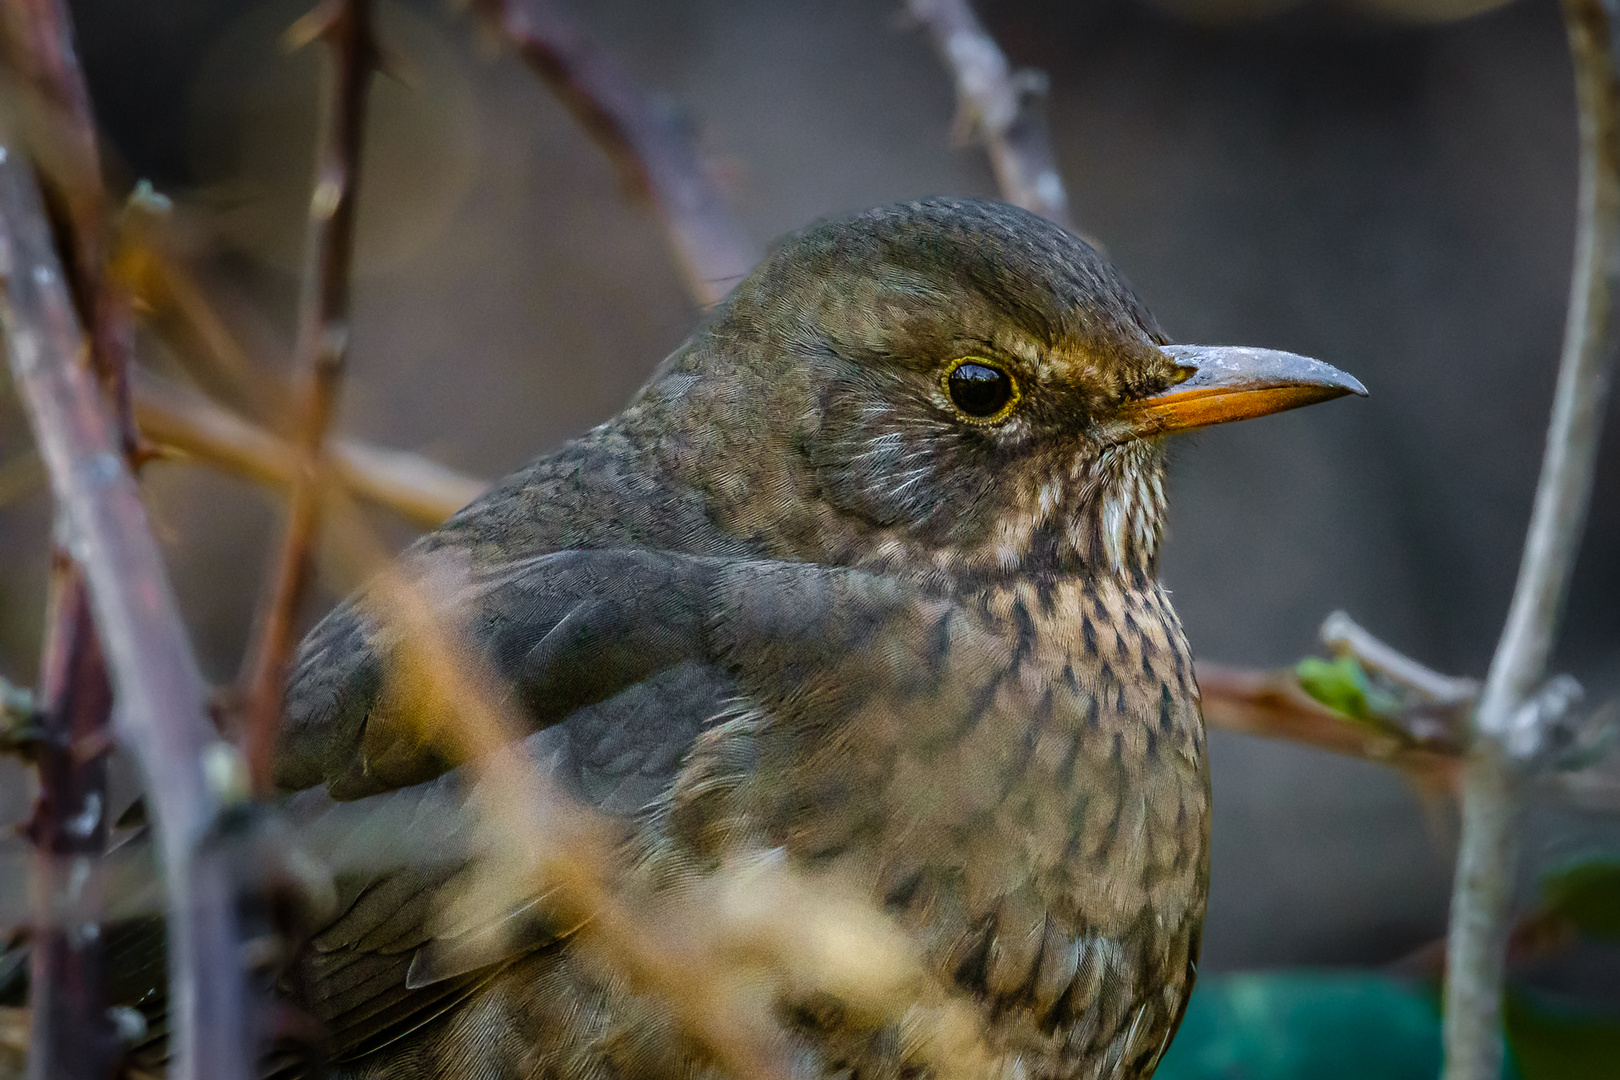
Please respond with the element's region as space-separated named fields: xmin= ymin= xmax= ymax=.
xmin=317 ymin=493 xmax=994 ymax=1080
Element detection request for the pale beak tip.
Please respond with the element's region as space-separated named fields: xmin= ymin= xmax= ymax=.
xmin=1144 ymin=343 xmax=1368 ymax=433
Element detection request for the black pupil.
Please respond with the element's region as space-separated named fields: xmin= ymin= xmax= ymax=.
xmin=948 ymin=363 xmax=1013 ymax=417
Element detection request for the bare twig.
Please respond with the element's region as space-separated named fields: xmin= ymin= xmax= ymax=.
xmin=470 ymin=0 xmax=759 ymax=305
xmin=906 ymin=0 xmax=1072 ymax=230
xmin=134 ymin=368 xmax=485 ymax=527
xmin=1442 ymin=0 xmax=1620 ymax=1076
xmin=1196 ymin=661 xmax=1463 ymax=791
xmin=0 ymin=143 xmax=249 ymax=1080
xmin=1320 ymin=610 xmax=1479 ymax=708
xmin=239 ymin=0 xmax=378 ymax=796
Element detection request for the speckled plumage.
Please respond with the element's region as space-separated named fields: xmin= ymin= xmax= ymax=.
xmin=269 ymin=197 xmax=1211 ymax=1080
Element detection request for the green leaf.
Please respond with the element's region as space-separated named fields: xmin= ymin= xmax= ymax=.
xmin=1539 ymin=854 xmax=1620 ymax=941
xmin=1506 ymin=990 xmax=1620 ymax=1080
xmin=1294 ymin=655 xmax=1404 ymax=728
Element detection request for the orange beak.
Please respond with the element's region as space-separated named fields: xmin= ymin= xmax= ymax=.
xmin=1126 ymin=345 xmax=1367 ymax=435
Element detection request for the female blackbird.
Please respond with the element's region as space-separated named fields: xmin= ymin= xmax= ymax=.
xmin=263 ymin=197 xmax=1365 ymax=1080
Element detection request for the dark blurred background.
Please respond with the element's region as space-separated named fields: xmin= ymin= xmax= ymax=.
xmin=1 ymin=0 xmax=1615 ymax=986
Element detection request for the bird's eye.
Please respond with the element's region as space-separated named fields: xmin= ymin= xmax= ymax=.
xmin=944 ymin=358 xmax=1018 ymax=423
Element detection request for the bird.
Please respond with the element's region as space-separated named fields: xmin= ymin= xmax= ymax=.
xmin=138 ymin=196 xmax=1367 ymax=1080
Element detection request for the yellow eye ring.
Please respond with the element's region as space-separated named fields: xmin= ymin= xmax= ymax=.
xmin=942 ymin=357 xmax=1020 ymax=424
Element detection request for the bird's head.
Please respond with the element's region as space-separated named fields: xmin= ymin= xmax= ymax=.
xmin=644 ymin=198 xmax=1364 ymax=585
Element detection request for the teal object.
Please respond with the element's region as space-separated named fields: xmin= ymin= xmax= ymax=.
xmin=1156 ymin=972 xmax=1452 ymax=1080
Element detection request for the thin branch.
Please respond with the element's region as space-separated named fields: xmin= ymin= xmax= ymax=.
xmin=0 ymin=142 xmax=250 ymax=1080
xmin=114 ymin=193 xmax=483 ymax=525
xmin=470 ymin=0 xmax=759 ymax=306
xmin=906 ymin=0 xmax=1072 ymax=230
xmin=1443 ymin=0 xmax=1620 ymax=1076
xmin=1196 ymin=662 xmax=1462 ymax=791
xmin=133 ymin=368 xmax=485 ymax=528
xmin=111 ymin=191 xmax=292 ymax=424
xmin=1320 ymin=610 xmax=1479 ymax=708
xmin=239 ymin=0 xmax=378 ymax=796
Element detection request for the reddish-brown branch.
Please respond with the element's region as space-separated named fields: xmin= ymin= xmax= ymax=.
xmin=1196 ymin=661 xmax=1463 ymax=792
xmin=471 ymin=0 xmax=759 ymax=306
xmin=0 ymin=143 xmax=249 ymax=1080
xmin=23 ymin=564 xmax=117 ymax=1080
xmin=907 ymin=0 xmax=1072 ymax=230
xmin=239 ymin=0 xmax=378 ymax=796
xmin=1 ymin=0 xmax=141 ymax=459
xmin=0 ymin=5 xmax=148 ymax=1077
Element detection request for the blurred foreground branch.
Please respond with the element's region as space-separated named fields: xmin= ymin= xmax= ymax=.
xmin=320 ymin=494 xmax=992 ymax=1080
xmin=134 ymin=368 xmax=484 ymax=527
xmin=471 ymin=0 xmax=759 ymax=305
xmin=1441 ymin=0 xmax=1620 ymax=1076
xmin=0 ymin=144 xmax=249 ymax=1080
xmin=907 ymin=0 xmax=1072 ymax=229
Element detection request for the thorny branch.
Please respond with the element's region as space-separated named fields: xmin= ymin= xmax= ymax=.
xmin=0 ymin=144 xmax=249 ymax=1080
xmin=470 ymin=0 xmax=759 ymax=306
xmin=1442 ymin=0 xmax=1620 ymax=1076
xmin=0 ymin=0 xmax=141 ymax=457
xmin=907 ymin=0 xmax=1072 ymax=230
xmin=239 ymin=0 xmax=379 ymax=796
xmin=23 ymin=566 xmax=116 ymax=1080
xmin=1 ymin=4 xmax=141 ymax=1078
